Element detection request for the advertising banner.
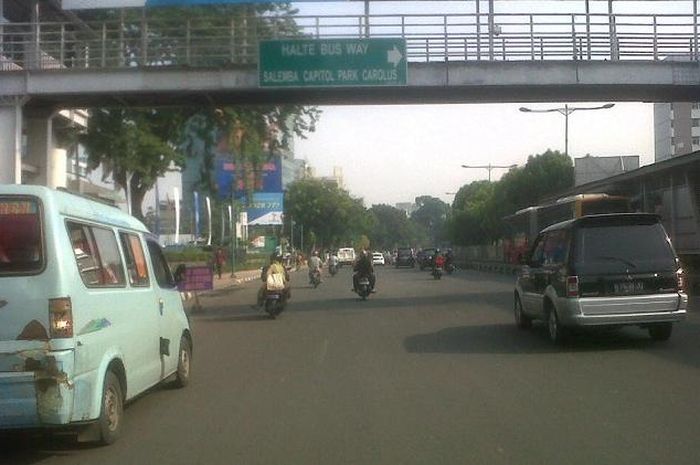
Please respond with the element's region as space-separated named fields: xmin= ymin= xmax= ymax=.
xmin=63 ymin=0 xmax=340 ymax=9
xmin=215 ymin=156 xmax=282 ymax=200
xmin=177 ymin=265 xmax=213 ymax=292
xmin=247 ymin=192 xmax=284 ymax=226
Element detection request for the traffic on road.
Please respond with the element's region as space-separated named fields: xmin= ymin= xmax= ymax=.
xmin=2 ymin=252 xmax=698 ymax=465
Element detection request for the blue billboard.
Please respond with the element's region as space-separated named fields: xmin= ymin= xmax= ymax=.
xmin=247 ymin=193 xmax=284 ymax=226
xmin=214 ymin=156 xmax=282 ymax=200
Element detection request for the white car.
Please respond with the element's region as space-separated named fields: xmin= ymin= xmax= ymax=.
xmin=372 ymin=252 xmax=385 ymax=266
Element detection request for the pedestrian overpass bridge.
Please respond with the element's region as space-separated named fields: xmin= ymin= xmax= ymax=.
xmin=2 ymin=9 xmax=700 ymax=182
xmin=2 ymin=11 xmax=700 ymax=106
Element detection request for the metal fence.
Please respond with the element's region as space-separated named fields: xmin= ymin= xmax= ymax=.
xmin=1 ymin=12 xmax=699 ymax=72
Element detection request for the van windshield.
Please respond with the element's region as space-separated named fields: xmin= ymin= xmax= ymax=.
xmin=574 ymin=223 xmax=676 ymax=274
xmin=0 ymin=198 xmax=43 ymax=275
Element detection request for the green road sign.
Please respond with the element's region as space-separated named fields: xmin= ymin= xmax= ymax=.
xmin=259 ymin=38 xmax=407 ymax=87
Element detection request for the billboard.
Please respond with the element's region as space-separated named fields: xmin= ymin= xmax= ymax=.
xmin=247 ymin=193 xmax=284 ymax=226
xmin=215 ymin=156 xmax=282 ymax=200
xmin=63 ymin=0 xmax=341 ymax=9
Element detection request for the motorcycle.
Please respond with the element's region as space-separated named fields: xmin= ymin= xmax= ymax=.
xmin=329 ymin=263 xmax=338 ymax=277
xmin=432 ymin=267 xmax=443 ymax=280
xmin=264 ymin=289 xmax=286 ymax=319
xmin=356 ymin=276 xmax=371 ymax=300
xmin=445 ymin=263 xmax=455 ymax=275
xmin=310 ymin=269 xmax=322 ymax=288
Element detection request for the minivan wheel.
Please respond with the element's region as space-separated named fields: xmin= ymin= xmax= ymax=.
xmin=547 ymin=308 xmax=567 ymax=344
xmin=98 ymin=372 xmax=123 ymax=445
xmin=173 ymin=335 xmax=192 ymax=388
xmin=648 ymin=323 xmax=673 ymax=341
xmin=514 ymin=296 xmax=532 ymax=329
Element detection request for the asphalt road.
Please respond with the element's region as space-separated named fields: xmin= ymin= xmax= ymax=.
xmin=4 ymin=266 xmax=700 ymax=465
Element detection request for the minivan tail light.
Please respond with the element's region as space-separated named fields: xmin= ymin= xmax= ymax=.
xmin=566 ymin=276 xmax=579 ymax=298
xmin=676 ymin=269 xmax=686 ymax=293
xmin=49 ymin=298 xmax=73 ymax=339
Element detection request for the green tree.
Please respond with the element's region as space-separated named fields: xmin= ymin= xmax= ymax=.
xmin=411 ymin=196 xmax=450 ymax=245
xmin=447 ymin=150 xmax=574 ymax=246
xmin=81 ymin=108 xmax=185 ymax=220
xmin=285 ymin=179 xmax=370 ymax=251
xmin=448 ymin=181 xmax=495 ymax=246
xmin=368 ymin=204 xmax=425 ymax=250
xmin=498 ymin=149 xmax=574 ymax=211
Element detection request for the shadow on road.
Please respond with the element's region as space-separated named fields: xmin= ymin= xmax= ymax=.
xmin=0 ymin=431 xmax=103 ymax=464
xmin=403 ymin=322 xmax=697 ymax=355
xmin=286 ymin=291 xmax=513 ymax=313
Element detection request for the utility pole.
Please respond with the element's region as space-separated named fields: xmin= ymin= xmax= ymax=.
xmin=461 ymin=163 xmax=517 ymax=182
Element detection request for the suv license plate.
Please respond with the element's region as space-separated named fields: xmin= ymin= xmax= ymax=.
xmin=614 ymin=281 xmax=644 ymax=294
xmin=268 ymin=294 xmax=280 ymax=300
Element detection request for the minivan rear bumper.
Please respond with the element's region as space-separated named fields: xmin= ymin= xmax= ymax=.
xmin=0 ymin=348 xmax=74 ymax=429
xmin=558 ymin=293 xmax=687 ymax=326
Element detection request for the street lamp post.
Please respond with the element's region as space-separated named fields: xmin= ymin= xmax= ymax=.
xmin=461 ymin=164 xmax=517 ymax=182
xmin=519 ymin=103 xmax=615 ymax=156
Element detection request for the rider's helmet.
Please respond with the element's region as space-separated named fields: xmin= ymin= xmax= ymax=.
xmin=436 ymin=248 xmax=441 ymax=255
xmin=312 ymin=250 xmax=319 ymax=257
xmin=270 ymin=252 xmax=282 ymax=263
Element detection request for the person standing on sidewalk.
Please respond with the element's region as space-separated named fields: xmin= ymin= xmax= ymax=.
xmin=214 ymin=247 xmax=226 ymax=279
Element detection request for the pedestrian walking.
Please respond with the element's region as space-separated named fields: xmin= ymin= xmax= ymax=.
xmin=214 ymin=247 xmax=226 ymax=279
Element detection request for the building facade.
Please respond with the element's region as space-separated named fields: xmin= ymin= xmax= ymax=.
xmin=574 ymin=155 xmax=640 ymax=186
xmin=654 ymin=102 xmax=700 ymax=162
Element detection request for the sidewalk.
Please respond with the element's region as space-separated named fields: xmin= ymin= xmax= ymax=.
xmin=208 ymin=265 xmax=307 ymax=292
xmin=210 ymin=269 xmax=262 ymax=291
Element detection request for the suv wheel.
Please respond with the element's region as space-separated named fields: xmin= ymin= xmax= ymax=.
xmin=648 ymin=323 xmax=672 ymax=341
xmin=514 ymin=295 xmax=531 ymax=329
xmin=547 ymin=307 xmax=567 ymax=344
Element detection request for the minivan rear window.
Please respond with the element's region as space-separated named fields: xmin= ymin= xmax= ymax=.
xmin=0 ymin=198 xmax=43 ymax=275
xmin=574 ymin=223 xmax=676 ymax=274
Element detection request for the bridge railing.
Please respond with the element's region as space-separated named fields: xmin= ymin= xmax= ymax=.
xmin=1 ymin=12 xmax=698 ymax=72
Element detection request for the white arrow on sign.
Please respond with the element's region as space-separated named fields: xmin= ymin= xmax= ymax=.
xmin=387 ymin=46 xmax=403 ymax=67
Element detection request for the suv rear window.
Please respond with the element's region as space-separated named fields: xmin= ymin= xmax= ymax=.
xmin=0 ymin=198 xmax=43 ymax=275
xmin=574 ymin=223 xmax=676 ymax=274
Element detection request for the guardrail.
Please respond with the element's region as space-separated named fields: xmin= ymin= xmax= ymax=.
xmin=1 ymin=12 xmax=698 ymax=72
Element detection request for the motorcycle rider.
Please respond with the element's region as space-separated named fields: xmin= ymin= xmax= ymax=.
xmin=353 ymin=249 xmax=376 ymax=293
xmin=308 ymin=250 xmax=323 ymax=284
xmin=328 ymin=252 xmax=339 ymax=274
xmin=256 ymin=253 xmax=291 ymax=308
xmin=445 ymin=248 xmax=455 ymax=272
xmin=433 ymin=249 xmax=446 ymax=272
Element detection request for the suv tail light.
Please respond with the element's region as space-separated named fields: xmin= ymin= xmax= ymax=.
xmin=566 ymin=276 xmax=579 ymax=298
xmin=676 ymin=269 xmax=686 ymax=293
xmin=49 ymin=297 xmax=73 ymax=339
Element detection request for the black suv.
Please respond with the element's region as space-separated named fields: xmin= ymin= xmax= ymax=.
xmin=395 ymin=247 xmax=415 ymax=268
xmin=418 ymin=248 xmax=437 ymax=270
xmin=515 ymin=214 xmax=687 ymax=343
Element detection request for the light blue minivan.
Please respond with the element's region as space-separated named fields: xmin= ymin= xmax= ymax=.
xmin=0 ymin=186 xmax=192 ymax=444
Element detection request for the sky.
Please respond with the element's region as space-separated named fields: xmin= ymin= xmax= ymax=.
xmin=293 ymin=102 xmax=654 ymax=206
xmin=286 ymin=1 xmax=675 ymax=206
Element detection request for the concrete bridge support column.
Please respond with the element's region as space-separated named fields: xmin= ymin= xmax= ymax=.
xmin=24 ymin=111 xmax=67 ymax=189
xmin=0 ymin=98 xmax=24 ymax=184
